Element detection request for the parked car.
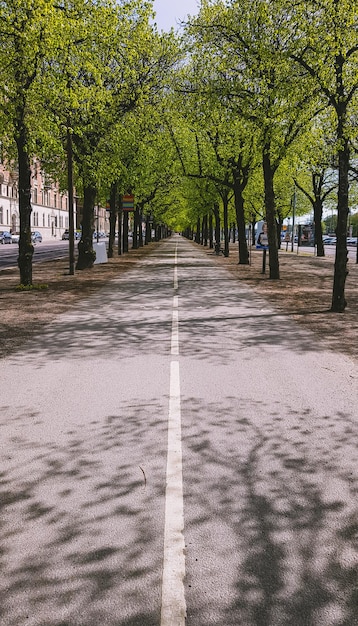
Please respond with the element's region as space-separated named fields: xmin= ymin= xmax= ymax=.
xmin=11 ymin=232 xmax=20 ymax=243
xmin=0 ymin=230 xmax=12 ymax=244
xmin=347 ymin=237 xmax=357 ymax=246
xmin=62 ymin=229 xmax=81 ymax=240
xmin=31 ymin=231 xmax=42 ymax=243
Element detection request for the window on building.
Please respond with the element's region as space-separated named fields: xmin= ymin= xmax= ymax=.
xmin=0 ymin=206 xmax=3 ymax=223
xmin=43 ymin=213 xmax=45 ymax=227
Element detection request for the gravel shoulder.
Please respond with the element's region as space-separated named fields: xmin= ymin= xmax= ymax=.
xmin=0 ymin=240 xmax=357 ymax=362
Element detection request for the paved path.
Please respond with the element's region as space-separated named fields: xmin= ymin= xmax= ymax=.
xmin=1 ymin=235 xmax=357 ymax=626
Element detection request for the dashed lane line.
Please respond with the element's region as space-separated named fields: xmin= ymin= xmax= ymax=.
xmin=160 ymin=243 xmax=186 ymax=626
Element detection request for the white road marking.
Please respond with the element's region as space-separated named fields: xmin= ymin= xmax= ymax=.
xmin=160 ymin=244 xmax=186 ymax=626
xmin=171 ymin=308 xmax=179 ymax=356
xmin=174 ymin=244 xmax=178 ymax=290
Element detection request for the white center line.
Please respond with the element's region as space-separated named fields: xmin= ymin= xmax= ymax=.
xmin=171 ymin=307 xmax=179 ymax=356
xmin=174 ymin=245 xmax=179 ymax=290
xmin=161 ymin=243 xmax=186 ymax=626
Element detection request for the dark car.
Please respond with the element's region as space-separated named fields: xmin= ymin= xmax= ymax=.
xmin=0 ymin=230 xmax=12 ymax=244
xmin=62 ymin=230 xmax=81 ymax=240
xmin=31 ymin=231 xmax=42 ymax=243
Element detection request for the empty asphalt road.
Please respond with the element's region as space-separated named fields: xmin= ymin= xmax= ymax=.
xmin=1 ymin=235 xmax=357 ymax=626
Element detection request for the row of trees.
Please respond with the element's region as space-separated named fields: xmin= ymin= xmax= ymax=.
xmin=0 ymin=0 xmax=180 ymax=281
xmin=171 ymin=0 xmax=358 ymax=312
xmin=0 ymin=0 xmax=357 ymax=311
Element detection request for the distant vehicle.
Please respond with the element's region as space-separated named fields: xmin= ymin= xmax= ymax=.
xmin=0 ymin=231 xmax=12 ymax=244
xmin=11 ymin=232 xmax=20 ymax=243
xmin=62 ymin=229 xmax=81 ymax=240
xmin=31 ymin=231 xmax=42 ymax=243
xmin=347 ymin=237 xmax=357 ymax=246
xmin=323 ymin=236 xmax=336 ymax=245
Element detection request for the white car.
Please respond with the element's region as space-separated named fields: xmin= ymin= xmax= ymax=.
xmin=11 ymin=232 xmax=20 ymax=243
xmin=347 ymin=237 xmax=357 ymax=246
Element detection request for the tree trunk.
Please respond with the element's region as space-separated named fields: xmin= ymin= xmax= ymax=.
xmin=66 ymin=124 xmax=75 ymax=275
xmin=331 ymin=130 xmax=349 ymax=311
xmin=16 ymin=127 xmax=33 ymax=286
xmin=132 ymin=208 xmax=139 ymax=249
xmin=123 ymin=211 xmax=129 ymax=252
xmin=195 ymin=217 xmax=201 ymax=243
xmin=262 ymin=145 xmax=280 ymax=279
xmin=138 ymin=213 xmax=144 ymax=247
xmin=232 ymin=176 xmax=249 ymax=264
xmin=313 ymin=198 xmax=325 ymax=257
xmin=209 ymin=213 xmax=213 ymax=248
xmin=145 ymin=214 xmax=151 ymax=244
xmin=76 ymin=183 xmax=96 ymax=269
xmin=108 ymin=182 xmax=117 ymax=258
xmin=202 ymin=214 xmax=208 ymax=246
xmin=223 ymin=195 xmax=229 ymax=257
xmin=118 ymin=206 xmax=123 ymax=256
xmin=213 ymin=203 xmax=221 ymax=254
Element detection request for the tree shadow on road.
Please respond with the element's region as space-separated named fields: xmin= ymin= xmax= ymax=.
xmin=0 ymin=398 xmax=167 ymax=626
xmin=182 ymin=396 xmax=358 ymax=626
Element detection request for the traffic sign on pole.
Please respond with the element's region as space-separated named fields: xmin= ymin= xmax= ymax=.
xmin=122 ymin=195 xmax=135 ymax=211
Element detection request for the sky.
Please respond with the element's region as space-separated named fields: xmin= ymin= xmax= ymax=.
xmin=152 ymin=0 xmax=200 ymax=32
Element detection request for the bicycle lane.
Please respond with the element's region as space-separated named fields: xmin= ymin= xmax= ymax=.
xmin=1 ymin=234 xmax=358 ymax=626
xmin=0 ymin=239 xmax=183 ymax=626
xmin=174 ymin=237 xmax=358 ymax=626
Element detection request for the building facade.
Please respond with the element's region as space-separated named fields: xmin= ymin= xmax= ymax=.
xmin=0 ymin=159 xmax=78 ymax=241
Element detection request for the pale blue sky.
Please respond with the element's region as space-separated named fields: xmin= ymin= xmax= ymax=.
xmin=152 ymin=0 xmax=200 ymax=32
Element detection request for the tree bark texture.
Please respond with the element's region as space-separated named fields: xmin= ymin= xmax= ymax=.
xmin=117 ymin=207 xmax=123 ymax=255
xmin=202 ymin=214 xmax=208 ymax=246
xmin=314 ymin=199 xmax=325 ymax=257
xmin=223 ymin=195 xmax=229 ymax=257
xmin=233 ymin=171 xmax=249 ymax=265
xmin=123 ymin=211 xmax=129 ymax=252
xmin=108 ymin=182 xmax=117 ymax=259
xmin=16 ymin=127 xmax=34 ymax=286
xmin=331 ymin=129 xmax=349 ymax=312
xmin=263 ymin=145 xmax=280 ymax=279
xmin=208 ymin=213 xmax=213 ymax=249
xmin=76 ymin=184 xmax=96 ymax=270
xmin=213 ymin=204 xmax=221 ymax=255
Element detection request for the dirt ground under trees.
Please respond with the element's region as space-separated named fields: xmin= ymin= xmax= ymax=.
xmin=0 ymin=240 xmax=357 ymax=363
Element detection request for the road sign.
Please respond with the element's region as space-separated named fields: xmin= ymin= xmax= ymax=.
xmin=122 ymin=195 xmax=135 ymax=211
